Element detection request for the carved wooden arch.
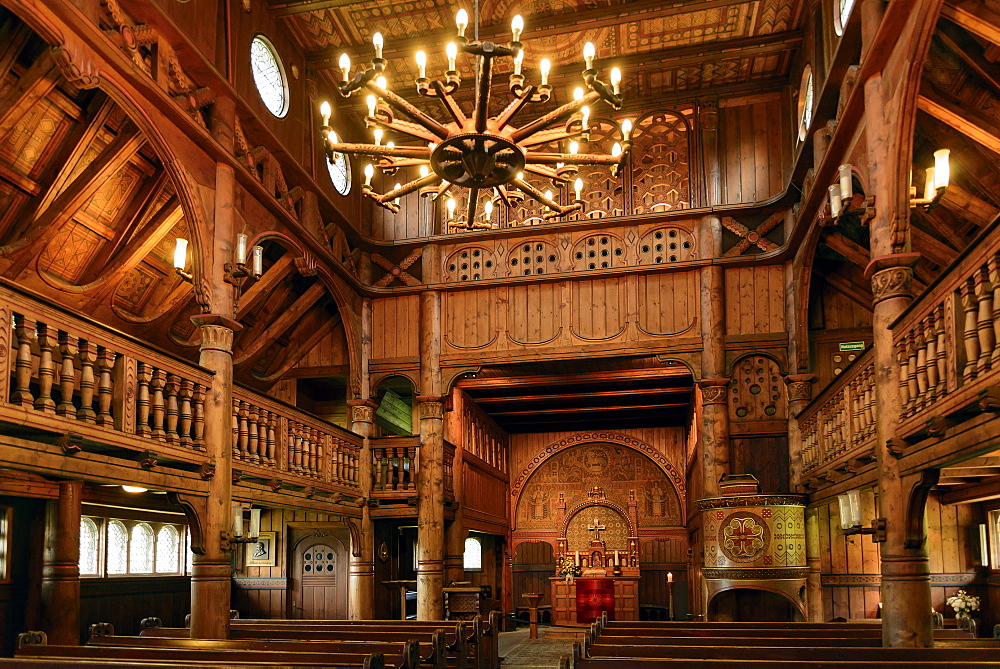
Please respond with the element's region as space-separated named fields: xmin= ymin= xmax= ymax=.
xmin=560 ymin=499 xmax=636 ymax=539
xmin=167 ymin=492 xmax=206 ymax=555
xmin=510 ymin=538 xmax=556 ymax=561
xmin=726 ymin=351 xmax=787 ymax=379
xmin=371 ymin=372 xmax=418 ymax=395
xmin=0 ymin=3 xmax=212 ymax=310
xmin=510 ymin=431 xmax=687 ymax=513
xmin=707 ymin=584 xmax=806 ymax=620
xmin=904 ymin=469 xmax=940 ymax=549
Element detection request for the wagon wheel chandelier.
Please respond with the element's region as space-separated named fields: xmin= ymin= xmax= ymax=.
xmin=319 ymin=10 xmax=634 ymax=231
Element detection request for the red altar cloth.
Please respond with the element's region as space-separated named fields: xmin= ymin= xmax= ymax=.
xmin=576 ymin=578 xmax=615 ymax=623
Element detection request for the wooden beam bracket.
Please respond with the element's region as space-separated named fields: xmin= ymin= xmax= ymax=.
xmin=56 ymin=433 xmax=83 ymax=455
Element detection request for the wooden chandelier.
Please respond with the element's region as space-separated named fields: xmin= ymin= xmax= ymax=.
xmin=319 ymin=11 xmax=633 ymax=231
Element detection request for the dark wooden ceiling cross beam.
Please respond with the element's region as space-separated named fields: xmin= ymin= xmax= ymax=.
xmin=0 ymin=17 xmax=33 ymax=84
xmin=233 ymin=281 xmax=327 ymax=365
xmin=910 ymin=224 xmax=958 ymax=268
xmin=254 ymin=312 xmax=344 ymax=383
xmin=821 ymin=230 xmax=870 ymax=268
xmin=0 ymin=48 xmax=59 ymax=141
xmin=936 ymin=22 xmax=1000 ymax=96
xmin=820 ymin=272 xmax=874 ymax=311
xmin=917 ymin=86 xmax=1000 ymax=154
xmin=473 ymin=386 xmax=695 ymax=404
xmin=457 ymin=366 xmax=692 ymax=390
xmin=3 ymin=121 xmax=146 ymax=278
xmin=488 ymin=402 xmax=690 ymax=416
xmin=940 ymin=184 xmax=1000 ymax=227
xmin=236 ymin=253 xmax=297 ymax=320
xmin=941 ymin=0 xmax=1000 ymax=48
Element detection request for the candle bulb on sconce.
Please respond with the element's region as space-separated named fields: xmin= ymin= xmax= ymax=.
xmin=415 ymin=50 xmax=427 ymax=79
xmin=320 ymin=100 xmax=331 ymax=127
xmin=372 ymin=32 xmax=384 ymax=60
xmin=828 ymin=184 xmax=842 ymax=218
xmin=838 ymin=163 xmax=853 ymax=200
xmin=173 ymin=238 xmax=188 ymax=274
xmin=339 ymin=53 xmax=351 ymax=83
xmin=610 ymin=67 xmax=621 ymax=95
xmin=923 ymin=167 xmax=936 ymax=201
xmin=540 ymin=58 xmax=551 ymax=86
xmin=251 ymin=245 xmax=263 ymax=278
xmin=446 ymin=42 xmax=458 ymax=71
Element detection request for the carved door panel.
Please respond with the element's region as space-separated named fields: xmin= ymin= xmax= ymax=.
xmin=292 ymin=536 xmax=348 ymax=619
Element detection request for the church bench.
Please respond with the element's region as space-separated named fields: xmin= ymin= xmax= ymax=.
xmin=88 ymin=632 xmax=435 ymax=668
xmin=586 ymin=642 xmax=1000 ymax=663
xmin=574 ymin=657 xmax=1000 ymax=668
xmin=595 ymin=626 xmax=971 ymax=639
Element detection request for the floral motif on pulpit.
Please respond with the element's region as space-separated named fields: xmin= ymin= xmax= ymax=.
xmin=719 ymin=512 xmax=770 ymax=562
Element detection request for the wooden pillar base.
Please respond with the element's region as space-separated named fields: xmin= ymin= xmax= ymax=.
xmin=189 ymin=558 xmax=232 ymax=639
xmin=40 ymin=480 xmax=83 ymax=646
xmin=880 ymin=554 xmax=933 ymax=647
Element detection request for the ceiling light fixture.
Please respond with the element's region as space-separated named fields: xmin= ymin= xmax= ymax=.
xmin=320 ymin=11 xmax=632 ymax=230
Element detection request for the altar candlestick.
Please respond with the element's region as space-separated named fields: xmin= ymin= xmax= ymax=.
xmin=614 ymin=550 xmax=620 ymax=566
xmin=575 ymin=550 xmax=580 ymax=566
xmin=667 ymin=571 xmax=673 ymax=583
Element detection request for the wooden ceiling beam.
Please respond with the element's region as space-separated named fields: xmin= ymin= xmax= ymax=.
xmin=254 ymin=313 xmax=344 ymax=383
xmin=457 ymin=366 xmax=692 ymax=390
xmin=308 ymin=0 xmax=748 ymax=63
xmin=941 ymin=475 xmax=1000 ymax=505
xmin=941 ymin=1 xmax=1000 ymax=47
xmin=936 ymin=23 xmax=1000 ymax=95
xmin=910 ymin=224 xmax=958 ymax=268
xmin=236 ymin=254 xmax=297 ymax=321
xmin=0 ymin=48 xmax=59 ymax=141
xmin=233 ymin=282 xmax=326 ymax=365
xmin=940 ymin=183 xmax=1000 ymax=227
xmin=821 ymin=230 xmax=869 ymax=268
xmin=917 ymin=86 xmax=1000 ymax=155
xmin=0 ymin=17 xmax=33 ymax=83
xmin=473 ymin=387 xmax=694 ymax=405
xmin=268 ymin=0 xmax=365 ymax=16
xmin=488 ymin=402 xmax=689 ymax=416
xmin=820 ymin=272 xmax=874 ymax=311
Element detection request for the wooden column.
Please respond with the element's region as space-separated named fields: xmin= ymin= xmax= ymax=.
xmin=417 ymin=290 xmax=445 ymax=620
xmin=444 ymin=519 xmax=467 ymax=585
xmin=864 ymin=70 xmax=931 ymax=648
xmin=40 ymin=479 xmax=83 ymax=645
xmin=804 ymin=506 xmax=823 ymax=622
xmin=699 ymin=215 xmax=729 ymax=497
xmin=785 ymin=374 xmax=815 ymax=491
xmin=348 ymin=399 xmax=377 ymax=619
xmin=189 ymin=314 xmax=240 ymax=640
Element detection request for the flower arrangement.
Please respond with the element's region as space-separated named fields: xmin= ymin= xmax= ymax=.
xmin=556 ymin=557 xmax=582 ymax=577
xmin=945 ymin=590 xmax=980 ymax=618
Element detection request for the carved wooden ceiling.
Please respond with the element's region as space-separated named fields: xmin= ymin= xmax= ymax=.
xmin=0 ymin=8 xmax=347 ymax=391
xmin=274 ymin=0 xmax=804 ymax=102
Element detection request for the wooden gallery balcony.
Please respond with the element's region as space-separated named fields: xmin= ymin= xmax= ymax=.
xmin=0 ymin=284 xmax=361 ymax=502
xmin=369 ymin=436 xmax=456 ymax=517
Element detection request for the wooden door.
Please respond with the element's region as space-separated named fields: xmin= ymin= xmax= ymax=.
xmin=291 ymin=535 xmax=348 ymax=619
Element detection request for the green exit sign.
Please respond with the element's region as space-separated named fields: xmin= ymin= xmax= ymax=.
xmin=839 ymin=341 xmax=866 ymax=352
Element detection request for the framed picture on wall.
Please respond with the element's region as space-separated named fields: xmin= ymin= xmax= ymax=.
xmin=247 ymin=531 xmax=277 ymax=567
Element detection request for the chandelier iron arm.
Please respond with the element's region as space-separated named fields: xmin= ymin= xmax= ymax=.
xmin=510 ymin=90 xmax=601 ymax=143
xmin=366 ymin=83 xmax=451 ymax=140
xmin=510 ymin=175 xmax=580 ymax=217
xmin=375 ymin=173 xmax=441 ymax=203
xmin=431 ymin=80 xmax=469 ymax=126
xmin=527 ymin=152 xmax=620 ymax=166
xmin=495 ymin=86 xmax=536 ymax=129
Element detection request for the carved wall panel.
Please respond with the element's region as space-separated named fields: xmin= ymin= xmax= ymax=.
xmin=729 ymin=355 xmax=787 ymax=422
xmin=444 ymin=247 xmax=498 ymax=282
xmin=444 ymin=290 xmax=497 ymax=350
xmin=630 ymin=112 xmax=691 ymax=214
xmin=638 ymin=227 xmax=696 ymax=265
xmin=570 ymin=279 xmax=626 ymax=341
xmin=514 ymin=442 xmax=682 ymax=531
xmin=372 ymin=295 xmax=419 ymax=359
xmin=506 ymin=282 xmax=561 ymax=345
xmin=572 ymin=233 xmax=627 ymax=271
xmin=637 ymin=272 xmax=698 ymax=336
xmin=507 ymin=240 xmax=561 ymax=276
xmin=575 ymin=118 xmax=625 ymax=220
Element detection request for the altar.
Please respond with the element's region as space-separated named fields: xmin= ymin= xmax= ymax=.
xmin=550 ymin=486 xmax=640 ymax=624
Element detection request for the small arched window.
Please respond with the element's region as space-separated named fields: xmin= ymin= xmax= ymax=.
xmin=79 ymin=518 xmax=100 ymax=576
xmin=463 ymin=536 xmax=482 ymax=570
xmin=797 ymin=66 xmax=814 ymax=142
xmin=186 ymin=528 xmax=194 ymax=575
xmin=834 ymin=0 xmax=856 ymax=36
xmin=130 ymin=523 xmax=154 ymax=574
xmin=327 ymin=151 xmax=352 ymax=196
xmin=155 ymin=525 xmax=180 ymax=574
xmin=106 ymin=520 xmax=128 ymax=575
xmin=250 ymin=35 xmax=289 ymax=118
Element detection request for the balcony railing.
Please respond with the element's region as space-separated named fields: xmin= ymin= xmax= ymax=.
xmin=892 ymin=222 xmax=1000 ymax=440
xmin=0 ymin=284 xmax=360 ymax=494
xmin=369 ymin=435 xmax=455 ymax=512
xmin=799 ymin=348 xmax=876 ymax=479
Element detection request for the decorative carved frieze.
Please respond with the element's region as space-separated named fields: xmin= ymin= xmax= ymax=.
xmin=870 ymin=265 xmax=914 ymax=303
xmin=699 ymin=378 xmax=731 ymax=405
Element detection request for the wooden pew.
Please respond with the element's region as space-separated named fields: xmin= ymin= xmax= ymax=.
xmin=586 ymin=641 xmax=1000 ymax=663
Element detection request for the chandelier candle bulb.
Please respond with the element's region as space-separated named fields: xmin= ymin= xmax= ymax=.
xmin=446 ymin=42 xmax=458 ymax=71
xmin=584 ymin=41 xmax=596 ymax=69
xmin=621 ymin=118 xmax=633 ymax=139
xmin=235 ymin=232 xmax=248 ymax=266
xmin=364 ymin=163 xmax=374 ymax=186
xmin=612 ymin=142 xmax=622 ymax=157
xmin=610 ymin=67 xmax=622 ymax=95
xmin=544 ymin=189 xmax=553 ymax=205
xmin=251 ymin=245 xmax=263 ymax=278
xmin=569 ymin=141 xmax=579 ymax=155
xmin=456 ymin=9 xmax=468 ymax=38
xmin=581 ymin=106 xmax=590 ymax=130
xmin=339 ymin=53 xmax=351 ymax=82
xmin=420 ymin=165 xmax=429 ymax=178
xmin=372 ymin=32 xmax=384 ymax=59
xmin=934 ymin=148 xmax=950 ymax=190
xmin=838 ymin=163 xmax=853 ymax=200
xmin=366 ymin=94 xmax=377 ymax=118
xmin=484 ymin=199 xmax=493 ymax=221
xmin=415 ymin=50 xmax=427 ymax=78
xmin=173 ymin=238 xmax=188 ymax=271
xmin=828 ymin=184 xmax=842 ymax=217
xmin=320 ymin=101 xmax=331 ymax=127
xmin=574 ymin=178 xmax=583 ymax=201
xmin=540 ymin=58 xmax=551 ymax=86
xmin=667 ymin=571 xmax=673 ymax=583
xmin=511 ymin=14 xmax=524 ymax=42
xmin=394 ymin=183 xmax=402 ymax=205
xmin=373 ymin=128 xmax=383 ymax=146
xmin=376 ymin=75 xmax=387 ymax=91
xmin=574 ymin=87 xmax=584 ymax=101
xmin=514 ymin=50 xmax=524 ymax=76
xmin=923 ymin=167 xmax=936 ymax=201
xmin=446 ymin=197 xmax=457 ymax=220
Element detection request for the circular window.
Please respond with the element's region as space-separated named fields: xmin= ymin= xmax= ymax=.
xmin=327 ymin=151 xmax=351 ymax=196
xmin=250 ymin=35 xmax=289 ymax=118
xmin=797 ymin=66 xmax=814 ymax=142
xmin=834 ymin=0 xmax=856 ymax=36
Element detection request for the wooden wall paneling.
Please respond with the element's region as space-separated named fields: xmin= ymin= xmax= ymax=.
xmin=753 ymin=103 xmax=770 ymax=201
xmin=506 ymin=283 xmax=561 ymax=346
xmin=512 ymin=541 xmax=554 ymax=609
xmin=372 ymin=296 xmax=419 ymax=360
xmin=817 ymin=502 xmax=833 ymax=620
xmin=859 ymin=490 xmax=880 ymax=618
xmin=718 ymin=98 xmax=789 ymax=205
xmin=637 ymin=271 xmax=698 ymax=337
xmin=444 ymin=289 xmax=496 ymax=350
xmin=570 ymin=279 xmax=626 ymax=341
xmin=827 ymin=500 xmax=848 ymax=619
xmin=725 ymin=265 xmax=786 ymax=335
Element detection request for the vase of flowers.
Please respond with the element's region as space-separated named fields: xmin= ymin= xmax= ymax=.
xmin=945 ymin=590 xmax=980 ymax=619
xmin=557 ymin=557 xmax=582 ymax=584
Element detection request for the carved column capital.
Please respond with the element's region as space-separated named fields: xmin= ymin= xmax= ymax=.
xmin=784 ymin=374 xmax=816 ymax=404
xmin=865 ymin=253 xmax=920 ymax=305
xmin=416 ymin=394 xmax=445 ymax=419
xmin=348 ymin=399 xmax=377 ymax=425
xmin=190 ymin=314 xmax=243 ymax=353
xmin=699 ymin=98 xmax=718 ymax=131
xmin=699 ymin=378 xmax=731 ymax=405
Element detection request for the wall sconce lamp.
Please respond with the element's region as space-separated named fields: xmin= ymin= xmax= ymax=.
xmin=837 ymin=490 xmax=886 ymax=542
xmin=909 ymin=148 xmax=950 ymax=211
xmin=222 ymin=505 xmax=261 ymax=549
xmin=827 ymin=164 xmax=875 ymax=223
xmin=172 ymin=234 xmax=264 ymax=288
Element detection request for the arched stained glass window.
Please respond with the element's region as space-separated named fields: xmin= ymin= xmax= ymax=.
xmin=835 ymin=0 xmax=856 ymax=36
xmin=797 ymin=66 xmax=814 ymax=142
xmin=327 ymin=151 xmax=351 ymax=196
xmin=250 ymin=35 xmax=289 ymax=118
xmin=79 ymin=518 xmax=99 ymax=576
xmin=130 ymin=523 xmax=154 ymax=574
xmin=463 ymin=536 xmax=482 ymax=570
xmin=155 ymin=525 xmax=179 ymax=574
xmin=107 ymin=520 xmax=128 ymax=575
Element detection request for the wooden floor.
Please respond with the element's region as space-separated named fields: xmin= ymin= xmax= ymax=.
xmin=499 ymin=628 xmax=576 ymax=668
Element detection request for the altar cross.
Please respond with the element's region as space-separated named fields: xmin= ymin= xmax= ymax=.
xmin=588 ymin=517 xmax=606 ymax=542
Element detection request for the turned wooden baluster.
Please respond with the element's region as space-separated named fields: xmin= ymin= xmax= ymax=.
xmin=961 ymin=277 xmax=981 ymax=382
xmin=311 ymin=429 xmax=321 ymax=477
xmin=34 ymin=323 xmax=57 ymax=413
xmin=914 ymin=328 xmax=929 ymax=412
xmin=96 ymin=347 xmax=115 ymax=426
xmin=906 ymin=332 xmax=920 ymax=416
xmin=304 ymin=428 xmax=316 ymax=476
xmin=247 ymin=404 xmax=260 ymax=463
xmin=164 ymin=374 xmax=179 ymax=445
xmin=12 ymin=316 xmax=36 ymax=407
xmin=231 ymin=398 xmax=240 ymax=458
xmin=976 ymin=265 xmax=995 ymax=372
xmin=314 ymin=431 xmax=324 ymax=479
xmin=896 ymin=341 xmax=910 ymax=418
xmin=923 ymin=316 xmax=938 ymax=403
xmin=192 ymin=385 xmax=206 ymax=450
xmin=237 ymin=401 xmax=250 ymax=461
xmin=257 ymin=409 xmax=270 ymax=466
xmin=136 ymin=363 xmax=152 ymax=437
xmin=178 ymin=380 xmax=193 ymax=449
xmin=864 ymin=371 xmax=875 ymax=438
xmin=290 ymin=422 xmax=302 ymax=473
xmin=150 ymin=368 xmax=166 ymax=440
xmin=933 ymin=305 xmax=948 ymax=397
xmin=991 ymin=254 xmax=1000 ymax=367
xmin=266 ymin=411 xmax=277 ymax=466
xmin=56 ymin=332 xmax=77 ymax=417
xmin=77 ymin=339 xmax=97 ymax=423
xmin=409 ymin=446 xmax=418 ymax=488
